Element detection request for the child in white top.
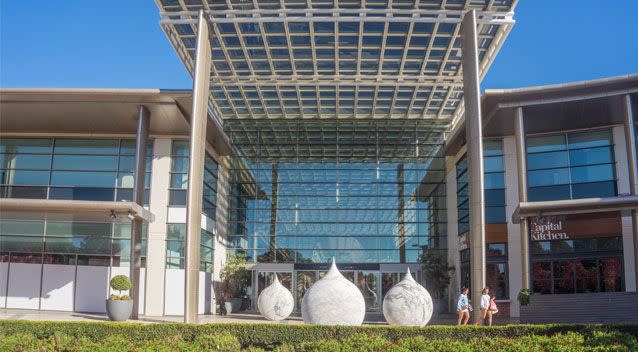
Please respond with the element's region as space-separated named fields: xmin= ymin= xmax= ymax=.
xmin=479 ymin=287 xmax=493 ymax=326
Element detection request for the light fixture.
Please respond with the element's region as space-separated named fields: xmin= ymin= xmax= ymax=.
xmin=127 ymin=212 xmax=135 ymax=221
xmin=109 ymin=210 xmax=117 ymax=220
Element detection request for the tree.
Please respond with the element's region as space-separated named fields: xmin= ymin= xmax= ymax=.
xmin=220 ymin=253 xmax=250 ymax=299
xmin=420 ymin=249 xmax=454 ymax=299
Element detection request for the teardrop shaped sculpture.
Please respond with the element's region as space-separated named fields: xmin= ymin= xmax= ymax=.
xmin=301 ymin=258 xmax=366 ymax=325
xmin=257 ymin=274 xmax=294 ymax=321
xmin=382 ymin=268 xmax=433 ymax=326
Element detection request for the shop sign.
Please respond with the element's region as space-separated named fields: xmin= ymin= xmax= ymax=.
xmin=458 ymin=233 xmax=469 ymax=251
xmin=530 ymin=215 xmax=569 ymax=241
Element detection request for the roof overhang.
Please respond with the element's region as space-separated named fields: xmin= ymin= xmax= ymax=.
xmin=0 ymin=88 xmax=234 ymax=155
xmin=0 ymin=199 xmax=155 ymax=222
xmin=156 ymin=0 xmax=517 ymax=121
xmin=511 ymin=196 xmax=638 ymax=224
xmin=445 ymin=74 xmax=638 ymax=156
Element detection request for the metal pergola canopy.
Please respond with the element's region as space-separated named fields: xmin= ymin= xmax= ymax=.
xmin=156 ymin=0 xmax=516 ymax=121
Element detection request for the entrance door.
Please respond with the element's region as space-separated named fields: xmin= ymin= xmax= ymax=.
xmin=357 ymin=271 xmax=380 ymax=312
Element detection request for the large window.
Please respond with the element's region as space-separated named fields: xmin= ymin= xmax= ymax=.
xmin=486 ymin=243 xmax=508 ymax=299
xmin=0 ymin=138 xmax=152 ymax=203
xmin=455 ymin=154 xmax=469 ymax=235
xmin=169 ymin=140 xmax=218 ymax=220
xmin=226 ymin=120 xmax=447 ymax=264
xmin=165 ymin=223 xmax=214 ymax=272
xmin=526 ymin=129 xmax=616 ymax=201
xmin=0 ymin=219 xmax=146 ymax=267
xmin=484 ymin=140 xmax=506 ymax=223
xmin=531 ymin=237 xmax=623 ymax=294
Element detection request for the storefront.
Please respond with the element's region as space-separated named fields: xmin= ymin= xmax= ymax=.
xmin=530 ymin=212 xmax=624 ymax=294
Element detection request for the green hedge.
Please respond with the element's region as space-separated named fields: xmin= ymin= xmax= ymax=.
xmin=1 ymin=320 xmax=637 ymax=349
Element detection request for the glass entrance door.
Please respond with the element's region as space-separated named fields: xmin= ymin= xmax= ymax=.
xmin=357 ymin=271 xmax=380 ymax=311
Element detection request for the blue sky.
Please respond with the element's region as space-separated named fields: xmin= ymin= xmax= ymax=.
xmin=1 ymin=1 xmax=636 ymax=90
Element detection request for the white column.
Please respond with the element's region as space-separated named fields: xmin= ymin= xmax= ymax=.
xmin=613 ymin=125 xmax=637 ymax=291
xmin=184 ymin=9 xmax=212 ymax=323
xmin=461 ymin=9 xmax=486 ymax=322
xmin=503 ymin=136 xmax=522 ymax=317
xmin=144 ymin=138 xmax=172 ymax=316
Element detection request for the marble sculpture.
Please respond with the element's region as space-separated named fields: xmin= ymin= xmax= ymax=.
xmin=301 ymin=258 xmax=366 ymax=325
xmin=382 ymin=267 xmax=433 ymax=326
xmin=257 ymin=274 xmax=294 ymax=321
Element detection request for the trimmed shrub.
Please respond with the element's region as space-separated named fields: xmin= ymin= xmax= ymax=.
xmin=0 ymin=321 xmax=636 ymax=350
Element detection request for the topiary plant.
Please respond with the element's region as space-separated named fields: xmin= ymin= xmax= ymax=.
xmin=109 ymin=275 xmax=131 ymax=300
xmin=518 ymin=288 xmax=532 ymax=306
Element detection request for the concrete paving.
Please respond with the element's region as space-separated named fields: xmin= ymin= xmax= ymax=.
xmin=0 ymin=308 xmax=518 ymax=325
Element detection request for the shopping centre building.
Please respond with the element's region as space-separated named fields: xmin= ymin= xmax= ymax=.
xmin=1 ymin=1 xmax=637 ymax=323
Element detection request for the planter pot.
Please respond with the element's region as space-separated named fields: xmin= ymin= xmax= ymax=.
xmin=230 ymin=298 xmax=243 ymax=313
xmin=432 ymin=298 xmax=448 ymax=315
xmin=105 ymin=299 xmax=133 ymax=321
xmin=224 ymin=301 xmax=234 ymax=314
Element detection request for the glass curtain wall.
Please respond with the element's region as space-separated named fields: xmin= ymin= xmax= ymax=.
xmin=169 ymin=140 xmax=219 ymax=220
xmin=225 ymin=120 xmax=447 ymax=264
xmin=0 ymin=138 xmax=152 ymax=203
xmin=0 ymin=219 xmax=147 ymax=267
xmin=165 ymin=223 xmax=215 ymax=272
xmin=526 ymin=129 xmax=616 ymax=201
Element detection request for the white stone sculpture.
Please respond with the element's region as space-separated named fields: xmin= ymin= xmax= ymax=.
xmin=257 ymin=274 xmax=294 ymax=321
xmin=301 ymin=258 xmax=366 ymax=325
xmin=382 ymin=267 xmax=433 ymax=327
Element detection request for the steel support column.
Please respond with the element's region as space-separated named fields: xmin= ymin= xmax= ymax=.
xmin=623 ymin=94 xmax=638 ymax=289
xmin=184 ymin=9 xmax=211 ymax=323
xmin=461 ymin=9 xmax=486 ymax=323
xmin=130 ymin=105 xmax=150 ymax=319
xmin=514 ymin=107 xmax=530 ymax=290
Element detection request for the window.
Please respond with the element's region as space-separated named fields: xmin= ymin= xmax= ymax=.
xmin=456 ymin=154 xmax=469 ymax=235
xmin=0 ymin=138 xmax=152 ymax=203
xmin=486 ymin=243 xmax=508 ymax=299
xmin=165 ymin=223 xmax=214 ymax=272
xmin=526 ymin=129 xmax=616 ymax=201
xmin=484 ymin=140 xmax=506 ymax=223
xmin=169 ymin=140 xmax=218 ymax=219
xmin=0 ymin=219 xmax=146 ymax=267
xmin=531 ymin=236 xmax=623 ymax=294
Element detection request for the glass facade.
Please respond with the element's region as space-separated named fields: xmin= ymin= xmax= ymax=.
xmin=169 ymin=140 xmax=219 ymax=220
xmin=0 ymin=219 xmax=146 ymax=267
xmin=526 ymin=129 xmax=617 ymax=201
xmin=0 ymin=138 xmax=152 ymax=203
xmin=225 ymin=120 xmax=447 ymax=264
xmin=165 ymin=223 xmax=215 ymax=272
xmin=531 ymin=237 xmax=624 ymax=294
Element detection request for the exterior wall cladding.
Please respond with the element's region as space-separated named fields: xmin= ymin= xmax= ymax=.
xmin=0 ymin=84 xmax=636 ymax=319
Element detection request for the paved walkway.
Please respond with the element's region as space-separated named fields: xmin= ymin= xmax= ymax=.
xmin=0 ymin=308 xmax=519 ymax=325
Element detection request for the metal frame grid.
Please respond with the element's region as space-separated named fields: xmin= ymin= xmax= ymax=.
xmin=156 ymin=0 xmax=516 ymax=121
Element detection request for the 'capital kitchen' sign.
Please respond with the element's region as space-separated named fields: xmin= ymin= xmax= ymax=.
xmin=530 ymin=215 xmax=569 ymax=241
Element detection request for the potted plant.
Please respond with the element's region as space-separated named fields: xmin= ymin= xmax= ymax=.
xmin=105 ymin=275 xmax=133 ymax=321
xmin=420 ymin=248 xmax=455 ymax=315
xmin=220 ymin=253 xmax=250 ymax=314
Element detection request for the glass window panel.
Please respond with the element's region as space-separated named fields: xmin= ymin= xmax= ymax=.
xmin=53 ymin=155 xmax=117 ymax=171
xmin=171 ymin=156 xmax=189 ymax=173
xmin=0 ymin=138 xmax=52 ymax=153
xmin=0 ymin=185 xmax=48 ymax=199
xmin=569 ymin=147 xmax=613 ymax=167
xmin=76 ymin=255 xmax=110 ymax=266
xmin=50 ymin=171 xmax=116 ymax=187
xmin=1 ymin=235 xmax=44 ymax=252
xmin=528 ymin=185 xmax=571 ymax=201
xmin=571 ymin=181 xmax=617 ymax=199
xmin=0 ymin=154 xmax=51 ymax=169
xmin=171 ymin=140 xmax=189 ymax=156
xmin=527 ymin=135 xmax=566 ymax=153
xmin=54 ymin=139 xmax=118 ymax=155
xmin=484 ymin=172 xmax=504 ymax=189
xmin=576 ymin=260 xmax=597 ymax=293
xmin=483 ymin=156 xmax=503 ymax=173
xmin=49 ymin=187 xmax=115 ymax=201
xmin=599 ymin=257 xmax=622 ymax=292
xmin=528 ymin=168 xmax=570 ymax=187
xmin=0 ymin=170 xmax=49 ymax=185
xmin=527 ymin=151 xmax=568 ymax=170
xmin=0 ymin=220 xmax=44 ymax=235
xmin=553 ymin=260 xmax=575 ymax=294
xmin=166 ymin=240 xmax=184 ymax=258
xmin=532 ymin=262 xmax=552 ymax=294
xmin=169 ymin=190 xmax=187 ymax=206
xmin=483 ymin=140 xmax=503 ymax=156
xmin=46 ymin=221 xmax=112 ymax=237
xmin=167 ymin=224 xmax=186 ymax=240
xmin=570 ymin=164 xmax=614 ymax=184
xmin=568 ymin=129 xmax=612 ymax=149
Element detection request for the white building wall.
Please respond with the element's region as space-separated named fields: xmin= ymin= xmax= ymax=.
xmin=503 ymin=135 xmax=522 ymax=317
xmin=6 ymin=263 xmax=42 ymax=309
xmin=74 ymin=266 xmax=109 ymax=313
xmin=40 ymin=264 xmax=75 ymax=311
xmin=0 ymin=262 xmax=8 ymax=308
xmin=612 ymin=125 xmax=637 ymax=291
xmin=144 ymin=138 xmax=172 ymax=316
